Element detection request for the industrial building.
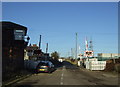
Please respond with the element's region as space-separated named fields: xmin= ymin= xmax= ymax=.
xmin=97 ymin=53 xmax=120 ymax=58
xmin=25 ymin=44 xmax=50 ymax=61
xmin=25 ymin=44 xmax=43 ymax=60
xmin=2 ymin=21 xmax=30 ymax=81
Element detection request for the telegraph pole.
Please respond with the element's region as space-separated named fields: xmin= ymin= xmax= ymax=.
xmin=45 ymin=43 xmax=48 ymax=61
xmin=39 ymin=35 xmax=41 ymax=49
xmin=71 ymin=48 xmax=73 ymax=59
xmin=75 ymin=33 xmax=78 ymax=59
xmin=46 ymin=43 xmax=48 ymax=53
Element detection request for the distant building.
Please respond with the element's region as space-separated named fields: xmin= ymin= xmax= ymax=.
xmin=97 ymin=53 xmax=120 ymax=58
xmin=78 ymin=54 xmax=84 ymax=59
xmin=26 ymin=44 xmax=39 ymax=51
xmin=25 ymin=44 xmax=43 ymax=60
xmin=2 ymin=21 xmax=29 ymax=81
xmin=25 ymin=44 xmax=50 ymax=61
xmin=24 ymin=49 xmax=29 ymax=60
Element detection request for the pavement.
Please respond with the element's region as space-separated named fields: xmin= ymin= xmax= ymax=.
xmin=2 ymin=70 xmax=33 ymax=87
xmin=3 ymin=61 xmax=119 ymax=87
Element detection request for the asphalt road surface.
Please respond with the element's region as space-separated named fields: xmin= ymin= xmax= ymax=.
xmin=12 ymin=61 xmax=119 ymax=87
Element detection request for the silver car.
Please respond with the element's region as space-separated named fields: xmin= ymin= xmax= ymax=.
xmin=36 ymin=61 xmax=55 ymax=73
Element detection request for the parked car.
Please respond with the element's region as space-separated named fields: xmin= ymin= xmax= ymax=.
xmin=36 ymin=61 xmax=55 ymax=73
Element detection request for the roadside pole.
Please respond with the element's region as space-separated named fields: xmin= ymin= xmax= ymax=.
xmin=75 ymin=33 xmax=78 ymax=60
xmin=45 ymin=43 xmax=48 ymax=61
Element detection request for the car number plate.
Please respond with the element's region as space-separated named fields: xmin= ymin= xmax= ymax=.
xmin=39 ymin=69 xmax=45 ymax=71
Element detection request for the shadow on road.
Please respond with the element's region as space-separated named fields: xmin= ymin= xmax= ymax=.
xmin=12 ymin=85 xmax=118 ymax=87
xmin=12 ymin=85 xmax=33 ymax=87
xmin=62 ymin=61 xmax=79 ymax=69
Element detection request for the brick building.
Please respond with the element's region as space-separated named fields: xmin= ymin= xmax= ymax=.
xmin=25 ymin=44 xmax=50 ymax=60
xmin=2 ymin=21 xmax=29 ymax=81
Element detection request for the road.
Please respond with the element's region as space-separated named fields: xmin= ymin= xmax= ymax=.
xmin=12 ymin=61 xmax=119 ymax=86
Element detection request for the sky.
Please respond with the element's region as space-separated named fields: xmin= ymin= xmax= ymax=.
xmin=2 ymin=2 xmax=118 ymax=57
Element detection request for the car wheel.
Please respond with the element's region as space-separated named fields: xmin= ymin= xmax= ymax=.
xmin=48 ymin=70 xmax=51 ymax=74
xmin=35 ymin=69 xmax=39 ymax=74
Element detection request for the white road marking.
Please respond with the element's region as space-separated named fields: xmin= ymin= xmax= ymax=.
xmin=60 ymin=82 xmax=63 ymax=85
xmin=63 ymin=69 xmax=65 ymax=70
xmin=61 ymin=73 xmax=64 ymax=77
xmin=62 ymin=66 xmax=65 ymax=70
xmin=61 ymin=77 xmax=63 ymax=80
xmin=60 ymin=66 xmax=65 ymax=85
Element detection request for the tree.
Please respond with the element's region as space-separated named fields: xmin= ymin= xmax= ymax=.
xmin=51 ymin=51 xmax=59 ymax=60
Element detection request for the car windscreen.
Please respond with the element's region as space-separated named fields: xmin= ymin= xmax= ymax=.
xmin=38 ymin=62 xmax=48 ymax=66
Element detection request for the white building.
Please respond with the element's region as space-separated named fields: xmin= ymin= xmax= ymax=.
xmin=97 ymin=53 xmax=120 ymax=58
xmin=24 ymin=49 xmax=29 ymax=60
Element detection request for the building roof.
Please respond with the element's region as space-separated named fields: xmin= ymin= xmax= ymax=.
xmin=26 ymin=44 xmax=39 ymax=50
xmin=1 ymin=21 xmax=27 ymax=30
